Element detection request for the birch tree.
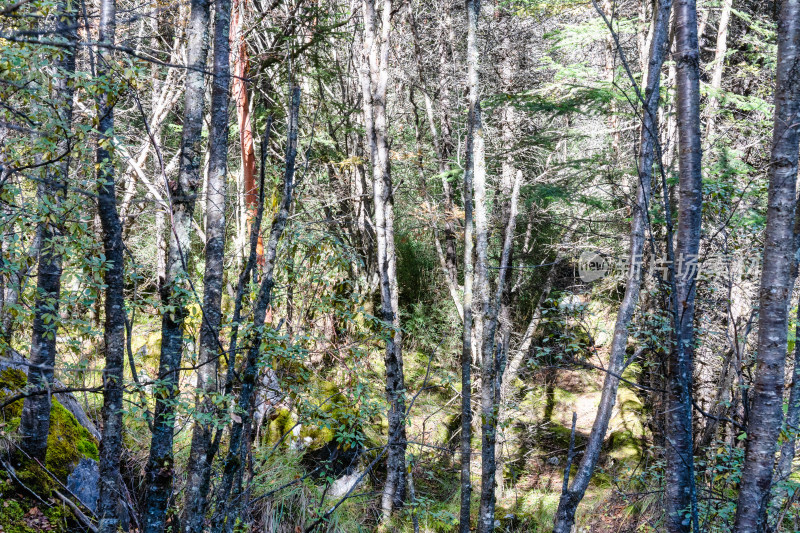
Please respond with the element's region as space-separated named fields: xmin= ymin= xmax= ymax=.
xmin=733 ymin=2 xmax=800 ymax=531
xmin=665 ymin=1 xmax=703 ymax=531
xmin=142 ymin=0 xmax=211 ymax=528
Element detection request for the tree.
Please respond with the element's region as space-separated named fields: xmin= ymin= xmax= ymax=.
xmin=181 ymin=0 xmax=233 ymax=527
xmin=459 ymin=0 xmax=485 ymax=528
xmin=210 ymin=86 xmax=300 ymax=532
xmin=733 ymin=2 xmax=800 ymax=531
xmin=665 ymin=0 xmax=703 ymax=531
xmin=142 ymin=0 xmax=211 ymax=528
xmin=360 ymin=0 xmax=407 ymax=518
xmin=95 ymin=0 xmax=126 ymax=529
xmin=17 ymin=0 xmax=77 ymax=464
xmin=552 ymin=1 xmax=673 ymax=530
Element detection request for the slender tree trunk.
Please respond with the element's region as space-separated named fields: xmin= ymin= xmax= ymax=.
xmin=142 ymin=0 xmax=211 ymax=528
xmin=493 ymin=13 xmax=519 ymax=496
xmin=733 ymin=2 xmax=800 ymax=531
xmin=704 ymin=0 xmax=733 ymax=140
xmin=210 ymin=87 xmax=299 ymax=533
xmin=231 ymin=0 xmax=261 ymax=264
xmin=359 ymin=0 xmax=406 ymax=518
xmin=17 ymin=0 xmax=77 ymax=463
xmin=477 ymin=171 xmax=521 ymax=533
xmin=95 ymin=0 xmax=126 ymax=530
xmin=552 ymin=2 xmax=672 ymax=531
xmin=665 ymin=1 xmax=703 ymax=531
xmin=459 ymin=0 xmax=484 ymax=528
xmin=181 ymin=0 xmax=232 ymax=529
xmin=459 ymin=29 xmax=476 ymax=533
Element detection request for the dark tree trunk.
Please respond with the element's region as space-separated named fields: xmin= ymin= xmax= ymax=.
xmin=209 ymin=88 xmax=299 ymax=533
xmin=181 ymin=0 xmax=232 ymax=529
xmin=142 ymin=0 xmax=211 ymax=529
xmin=552 ymin=2 xmax=672 ymax=531
xmin=95 ymin=0 xmax=126 ymax=530
xmin=733 ymin=2 xmax=800 ymax=531
xmin=17 ymin=0 xmax=77 ymax=463
xmin=665 ymin=1 xmax=703 ymax=531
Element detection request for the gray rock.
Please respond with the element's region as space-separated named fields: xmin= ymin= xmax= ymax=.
xmin=327 ymin=469 xmax=364 ymax=498
xmin=67 ymin=458 xmax=99 ymax=513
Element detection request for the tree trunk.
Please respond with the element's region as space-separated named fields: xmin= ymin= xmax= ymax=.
xmin=665 ymin=1 xmax=703 ymax=531
xmin=359 ymin=0 xmax=407 ymax=518
xmin=231 ymin=0 xmax=261 ymax=264
xmin=459 ymin=0 xmax=484 ymax=528
xmin=181 ymin=0 xmax=232 ymax=528
xmin=210 ymin=87 xmax=299 ymax=533
xmin=95 ymin=0 xmax=126 ymax=530
xmin=477 ymin=170 xmax=520 ymax=533
xmin=552 ymin=2 xmax=672 ymax=531
xmin=459 ymin=17 xmax=476 ymax=531
xmin=733 ymin=2 xmax=800 ymax=531
xmin=142 ymin=0 xmax=211 ymax=528
xmin=704 ymin=0 xmax=733 ymax=140
xmin=17 ymin=0 xmax=77 ymax=463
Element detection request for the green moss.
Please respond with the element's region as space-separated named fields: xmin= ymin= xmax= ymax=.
xmin=0 ymin=495 xmax=70 ymax=533
xmin=0 ymin=367 xmax=98 ymax=486
xmin=14 ymin=460 xmax=54 ymax=495
xmin=44 ymin=400 xmax=99 ymax=480
xmin=0 ymin=368 xmax=27 ymax=391
xmin=0 ymin=368 xmax=27 ymax=420
xmin=0 ymin=500 xmax=25 ymax=524
xmin=267 ymin=408 xmax=296 ymax=446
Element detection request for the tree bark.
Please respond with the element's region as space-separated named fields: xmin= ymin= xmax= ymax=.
xmin=210 ymin=87 xmax=299 ymax=533
xmin=94 ymin=0 xmax=126 ymax=530
xmin=359 ymin=0 xmax=407 ymax=518
xmin=181 ymin=0 xmax=233 ymax=528
xmin=231 ymin=0 xmax=261 ymax=264
xmin=459 ymin=0 xmax=484 ymax=528
xmin=142 ymin=0 xmax=211 ymax=528
xmin=459 ymin=18 xmax=476 ymax=532
xmin=17 ymin=0 xmax=77 ymax=463
xmin=665 ymin=1 xmax=703 ymax=531
xmin=477 ymin=171 xmax=520 ymax=533
xmin=733 ymin=2 xmax=800 ymax=531
xmin=552 ymin=2 xmax=672 ymax=531
xmin=704 ymin=0 xmax=733 ymax=140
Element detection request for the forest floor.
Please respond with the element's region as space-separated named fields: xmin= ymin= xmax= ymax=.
xmin=391 ymin=298 xmax=654 ymax=532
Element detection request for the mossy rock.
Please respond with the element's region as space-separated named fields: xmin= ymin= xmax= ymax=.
xmin=0 ymin=368 xmax=99 ymax=490
xmin=0 ymin=368 xmax=27 ymax=419
xmin=267 ymin=380 xmax=366 ymax=455
xmin=266 ymin=408 xmax=296 ymax=446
